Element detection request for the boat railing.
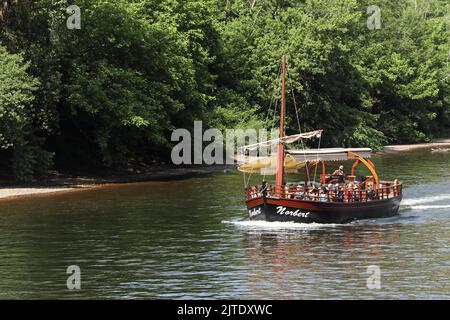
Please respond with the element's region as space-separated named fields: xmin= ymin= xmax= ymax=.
xmin=245 ymin=182 xmax=402 ymax=202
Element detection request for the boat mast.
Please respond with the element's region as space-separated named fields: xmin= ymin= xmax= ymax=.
xmin=275 ymin=55 xmax=286 ymax=193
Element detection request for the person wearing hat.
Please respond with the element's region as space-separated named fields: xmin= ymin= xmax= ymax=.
xmin=332 ymin=165 xmax=345 ymax=183
xmin=333 ymin=165 xmax=345 ymax=176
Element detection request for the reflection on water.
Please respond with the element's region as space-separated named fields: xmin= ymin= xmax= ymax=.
xmin=0 ymin=149 xmax=449 ymax=299
xmin=241 ymin=225 xmax=401 ymax=299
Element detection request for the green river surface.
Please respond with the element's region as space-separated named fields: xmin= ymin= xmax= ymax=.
xmin=0 ymin=149 xmax=449 ymax=299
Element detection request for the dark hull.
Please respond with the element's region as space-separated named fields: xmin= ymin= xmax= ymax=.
xmin=246 ymin=196 xmax=402 ymax=224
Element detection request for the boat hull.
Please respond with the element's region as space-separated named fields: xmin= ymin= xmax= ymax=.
xmin=246 ymin=196 xmax=402 ymax=224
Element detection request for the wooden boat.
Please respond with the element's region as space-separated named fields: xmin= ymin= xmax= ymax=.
xmin=238 ymin=56 xmax=402 ymax=224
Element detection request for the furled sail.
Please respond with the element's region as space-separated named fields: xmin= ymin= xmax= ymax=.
xmin=237 ymin=148 xmax=372 ymax=174
xmin=238 ymin=130 xmax=323 ymax=152
xmin=237 ymin=154 xmax=309 ymax=174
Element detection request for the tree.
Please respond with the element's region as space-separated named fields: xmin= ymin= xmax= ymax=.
xmin=0 ymin=44 xmax=53 ymax=181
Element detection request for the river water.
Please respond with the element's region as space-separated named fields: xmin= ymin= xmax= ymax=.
xmin=0 ymin=149 xmax=449 ymax=299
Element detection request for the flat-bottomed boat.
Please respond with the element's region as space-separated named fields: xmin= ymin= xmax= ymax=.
xmin=238 ymin=56 xmax=402 ymax=223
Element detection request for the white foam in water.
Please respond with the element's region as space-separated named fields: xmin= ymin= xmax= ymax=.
xmin=402 ymin=194 xmax=450 ymax=206
xmin=409 ymin=205 xmax=450 ymax=211
xmin=222 ymin=219 xmax=341 ymax=229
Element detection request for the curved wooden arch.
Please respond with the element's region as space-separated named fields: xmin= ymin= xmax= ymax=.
xmin=351 ymin=159 xmax=360 ymax=176
xmin=347 ymin=151 xmax=379 ymax=189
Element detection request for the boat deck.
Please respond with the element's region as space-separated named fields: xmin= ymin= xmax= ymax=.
xmin=245 ymin=180 xmax=402 ymax=203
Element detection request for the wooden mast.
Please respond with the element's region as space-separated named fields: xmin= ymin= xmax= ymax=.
xmin=275 ymin=55 xmax=286 ymax=193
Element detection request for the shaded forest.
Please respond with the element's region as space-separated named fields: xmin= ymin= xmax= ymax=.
xmin=0 ymin=0 xmax=449 ymax=181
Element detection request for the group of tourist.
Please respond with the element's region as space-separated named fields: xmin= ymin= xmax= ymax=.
xmin=291 ymin=182 xmax=375 ymax=202
xmin=292 ymin=165 xmax=374 ymax=202
xmin=246 ymin=165 xmax=379 ymax=202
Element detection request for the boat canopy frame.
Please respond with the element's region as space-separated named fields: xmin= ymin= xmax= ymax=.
xmin=238 ymin=148 xmax=379 ymax=189
xmin=286 ymin=148 xmax=372 ymax=162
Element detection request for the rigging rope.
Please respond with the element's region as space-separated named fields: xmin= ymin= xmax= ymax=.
xmin=244 ymin=60 xmax=282 ymax=187
xmin=313 ymin=134 xmax=322 ymax=185
xmin=264 ymin=61 xmax=282 ymax=127
xmin=287 ymin=73 xmax=302 ymax=134
xmin=262 ymin=62 xmax=282 ymax=182
xmin=286 ymin=60 xmax=311 ymax=185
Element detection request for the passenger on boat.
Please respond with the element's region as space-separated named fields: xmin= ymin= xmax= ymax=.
xmin=307 ymin=189 xmax=315 ymax=201
xmin=295 ymin=191 xmax=305 ymax=200
xmin=346 ymin=188 xmax=352 ymax=201
xmin=347 ymin=182 xmax=352 ymax=191
xmin=319 ymin=187 xmax=328 ymax=202
xmin=367 ymin=187 xmax=374 ymax=200
xmin=353 ymin=185 xmax=360 ymax=201
xmin=327 ymin=183 xmax=333 ymax=192
xmin=346 ymin=181 xmax=357 ymax=201
xmin=294 ymin=184 xmax=305 ymax=199
xmin=333 ymin=183 xmax=339 ymax=193
xmin=254 ymin=186 xmax=261 ymax=198
xmin=331 ymin=165 xmax=345 ymax=183
xmin=336 ymin=185 xmax=344 ymax=202
xmin=260 ymin=180 xmax=268 ymax=197
xmin=331 ymin=183 xmax=338 ymax=200
xmin=332 ymin=165 xmax=344 ymax=176
xmin=250 ymin=186 xmax=258 ymax=198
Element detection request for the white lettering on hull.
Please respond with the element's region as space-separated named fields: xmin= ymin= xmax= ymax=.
xmin=276 ymin=206 xmax=310 ymax=218
xmin=249 ymin=207 xmax=262 ymax=217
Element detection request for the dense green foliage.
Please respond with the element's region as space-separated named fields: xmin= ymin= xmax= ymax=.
xmin=0 ymin=0 xmax=449 ymax=180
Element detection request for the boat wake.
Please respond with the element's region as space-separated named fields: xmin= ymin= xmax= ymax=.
xmin=401 ymin=193 xmax=450 ymax=212
xmin=407 ymin=204 xmax=450 ymax=211
xmin=222 ymin=219 xmax=341 ymax=229
xmin=402 ymin=194 xmax=450 ymax=206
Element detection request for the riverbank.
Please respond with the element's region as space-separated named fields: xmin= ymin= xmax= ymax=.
xmin=0 ymin=165 xmax=228 ymax=201
xmin=383 ymin=139 xmax=450 ymax=153
xmin=1 ymin=139 xmax=450 ymax=201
